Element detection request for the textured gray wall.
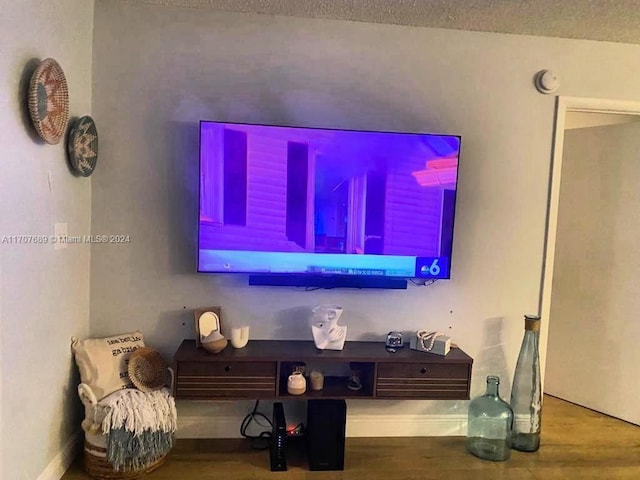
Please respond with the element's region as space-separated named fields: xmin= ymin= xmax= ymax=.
xmin=0 ymin=1 xmax=94 ymax=478
xmin=91 ymin=0 xmax=640 ymax=435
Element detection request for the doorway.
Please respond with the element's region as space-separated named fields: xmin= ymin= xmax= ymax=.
xmin=541 ymin=97 xmax=640 ymax=425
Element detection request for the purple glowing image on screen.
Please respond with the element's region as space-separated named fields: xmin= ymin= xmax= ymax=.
xmin=198 ymin=122 xmax=460 ymax=277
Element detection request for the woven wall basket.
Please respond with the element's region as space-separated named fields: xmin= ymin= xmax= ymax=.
xmin=28 ymin=58 xmax=69 ymax=145
xmin=84 ymin=441 xmax=167 ymax=480
xmin=68 ymin=115 xmax=98 ymax=176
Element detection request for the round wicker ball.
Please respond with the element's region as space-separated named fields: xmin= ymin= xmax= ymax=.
xmin=127 ymin=347 xmax=168 ymax=392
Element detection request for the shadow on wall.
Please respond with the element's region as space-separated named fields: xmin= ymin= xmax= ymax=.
xmin=155 ymin=307 xmax=199 ymax=358
xmin=271 ymin=306 xmax=316 ymax=340
xmin=473 ymin=316 xmax=511 ymax=398
xmin=161 ymin=76 xmax=437 ymax=276
xmin=65 ymin=356 xmax=84 ymax=437
xmin=269 ymin=305 xmax=382 ymax=343
xmin=375 ymin=316 xmax=512 ymax=420
xmin=166 ymin=120 xmax=200 ymax=275
xmin=19 ymin=58 xmax=46 ymax=144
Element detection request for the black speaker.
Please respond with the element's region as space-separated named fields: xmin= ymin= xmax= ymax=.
xmin=306 ymin=399 xmax=346 ymax=471
xmin=270 ymin=402 xmax=287 ymax=471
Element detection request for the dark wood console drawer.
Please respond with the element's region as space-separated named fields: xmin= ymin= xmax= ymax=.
xmin=173 ymin=340 xmax=473 ymax=400
xmin=176 ymin=361 xmax=277 ymax=398
xmin=376 ymin=363 xmax=470 ymax=399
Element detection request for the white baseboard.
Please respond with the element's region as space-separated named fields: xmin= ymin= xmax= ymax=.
xmin=37 ymin=430 xmax=81 ymax=480
xmin=178 ymin=415 xmax=245 ymax=438
xmin=347 ymin=414 xmax=467 ymax=437
xmin=36 ymin=416 xmax=465 ymax=476
xmin=177 ymin=414 xmax=467 ymax=439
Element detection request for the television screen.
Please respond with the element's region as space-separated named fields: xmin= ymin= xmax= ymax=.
xmin=198 ymin=121 xmax=461 ymax=283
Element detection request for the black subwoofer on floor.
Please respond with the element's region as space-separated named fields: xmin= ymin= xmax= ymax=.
xmin=306 ymin=399 xmax=346 ymax=471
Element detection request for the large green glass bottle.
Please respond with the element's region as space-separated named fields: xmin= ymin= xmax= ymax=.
xmin=466 ymin=375 xmax=514 ymax=461
xmin=510 ymin=314 xmax=542 ymax=452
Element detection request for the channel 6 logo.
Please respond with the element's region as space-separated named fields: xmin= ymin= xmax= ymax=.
xmin=415 ymin=257 xmax=449 ymax=279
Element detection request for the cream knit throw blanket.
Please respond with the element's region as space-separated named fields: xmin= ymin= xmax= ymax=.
xmin=99 ymin=388 xmax=177 ymax=471
xmin=101 ymin=387 xmax=177 ymax=436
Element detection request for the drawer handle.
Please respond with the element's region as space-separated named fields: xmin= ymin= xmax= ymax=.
xmin=420 ymin=368 xmax=427 ymax=374
xmin=224 ymin=365 xmax=231 ymax=372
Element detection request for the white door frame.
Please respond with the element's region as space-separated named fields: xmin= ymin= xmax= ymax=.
xmin=539 ymin=96 xmax=640 ymax=382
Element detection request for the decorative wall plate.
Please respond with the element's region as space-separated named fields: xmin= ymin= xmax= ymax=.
xmin=28 ymin=58 xmax=69 ymax=144
xmin=67 ymin=116 xmax=98 ymax=176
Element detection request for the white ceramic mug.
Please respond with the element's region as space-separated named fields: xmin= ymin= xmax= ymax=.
xmin=230 ymin=326 xmax=250 ymax=348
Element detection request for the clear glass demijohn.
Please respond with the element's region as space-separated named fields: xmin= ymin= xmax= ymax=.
xmin=466 ymin=375 xmax=514 ymax=461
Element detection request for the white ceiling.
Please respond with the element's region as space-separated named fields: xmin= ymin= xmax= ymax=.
xmin=137 ymin=0 xmax=640 ymax=45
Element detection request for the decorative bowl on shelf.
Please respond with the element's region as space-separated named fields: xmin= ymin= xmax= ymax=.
xmin=202 ymin=334 xmax=228 ymax=354
xmin=198 ymin=310 xmax=228 ymax=353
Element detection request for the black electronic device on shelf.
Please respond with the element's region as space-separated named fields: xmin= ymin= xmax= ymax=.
xmin=270 ymin=402 xmax=287 ymax=471
xmin=307 ymin=399 xmax=347 ymax=471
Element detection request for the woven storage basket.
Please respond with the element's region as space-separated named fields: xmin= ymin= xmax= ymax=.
xmin=84 ymin=441 xmax=167 ymax=480
xmin=127 ymin=347 xmax=168 ymax=392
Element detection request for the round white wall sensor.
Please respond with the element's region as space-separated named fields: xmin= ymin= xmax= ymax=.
xmin=535 ymin=70 xmax=560 ymax=94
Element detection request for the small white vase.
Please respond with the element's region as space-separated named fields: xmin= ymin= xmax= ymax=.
xmin=230 ymin=326 xmax=250 ymax=349
xmin=287 ymin=372 xmax=306 ymax=395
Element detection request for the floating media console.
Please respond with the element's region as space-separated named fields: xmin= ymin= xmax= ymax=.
xmin=173 ymin=339 xmax=472 ymax=400
xmin=174 ymin=339 xmax=473 ymax=472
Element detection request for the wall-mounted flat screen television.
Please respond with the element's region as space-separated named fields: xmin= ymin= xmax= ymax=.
xmin=198 ymin=121 xmax=461 ymax=288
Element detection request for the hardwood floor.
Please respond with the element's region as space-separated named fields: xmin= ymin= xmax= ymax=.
xmin=62 ymin=395 xmax=640 ymax=479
